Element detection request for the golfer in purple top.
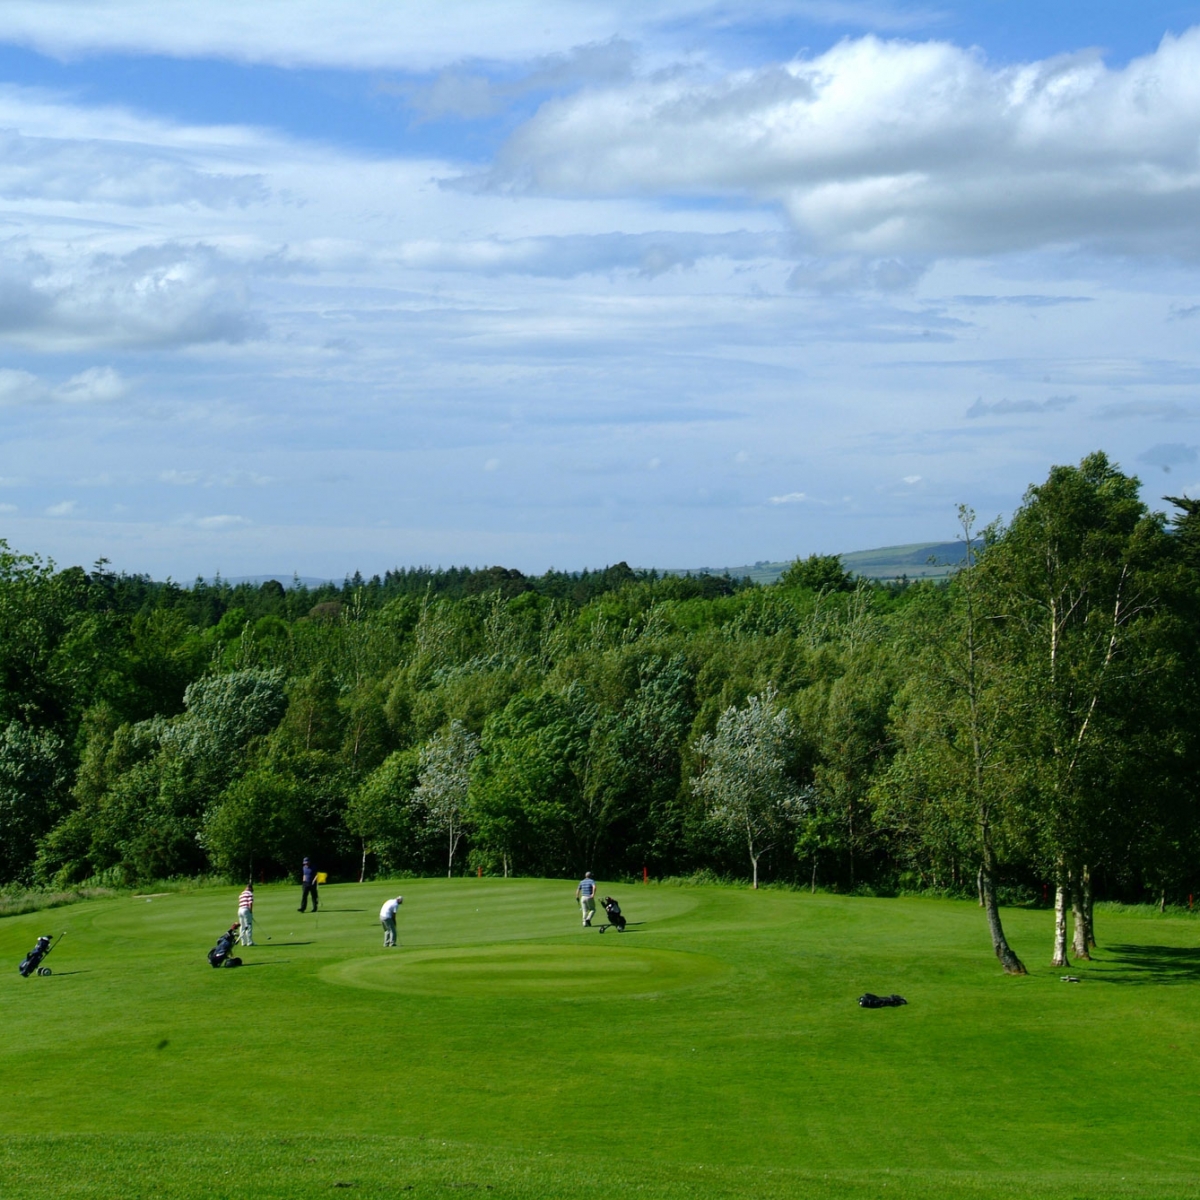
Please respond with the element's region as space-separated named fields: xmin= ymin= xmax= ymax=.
xmin=298 ymin=857 xmax=319 ymax=913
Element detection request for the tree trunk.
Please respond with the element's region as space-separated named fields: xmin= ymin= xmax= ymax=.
xmin=977 ymin=866 xmax=985 ymax=907
xmin=1052 ymin=874 xmax=1070 ymax=967
xmin=811 ymin=858 xmax=817 ymax=894
xmin=751 ymin=855 xmax=759 ymax=889
xmin=359 ymin=839 xmax=367 ymax=885
xmin=1071 ymin=864 xmax=1092 ymax=959
xmin=980 ymin=859 xmax=1027 ymax=974
xmin=1082 ymin=867 xmax=1096 ymax=947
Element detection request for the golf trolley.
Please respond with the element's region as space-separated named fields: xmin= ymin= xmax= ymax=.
xmin=597 ymin=896 xmax=626 ymax=933
xmin=207 ymin=925 xmax=243 ymax=968
xmin=19 ymin=933 xmax=63 ymax=977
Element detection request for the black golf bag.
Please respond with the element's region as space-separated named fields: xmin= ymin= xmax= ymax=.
xmin=601 ymin=896 xmax=626 ymax=932
xmin=19 ymin=935 xmax=54 ymax=977
xmin=858 ymin=993 xmax=907 ymax=1008
xmin=208 ymin=926 xmax=243 ymax=968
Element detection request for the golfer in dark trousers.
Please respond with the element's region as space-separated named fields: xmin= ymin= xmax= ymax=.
xmin=298 ymin=857 xmax=319 ymax=912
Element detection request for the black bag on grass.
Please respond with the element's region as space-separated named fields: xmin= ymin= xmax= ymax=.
xmin=858 ymin=993 xmax=907 ymax=1008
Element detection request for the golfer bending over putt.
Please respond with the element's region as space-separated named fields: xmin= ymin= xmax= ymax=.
xmin=380 ymin=896 xmax=403 ymax=947
xmin=576 ymin=872 xmax=596 ymax=927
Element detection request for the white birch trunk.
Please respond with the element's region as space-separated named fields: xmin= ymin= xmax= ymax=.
xmin=1052 ymin=877 xmax=1070 ymax=967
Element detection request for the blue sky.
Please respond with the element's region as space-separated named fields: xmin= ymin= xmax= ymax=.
xmin=2 ymin=1 xmax=1199 ymax=578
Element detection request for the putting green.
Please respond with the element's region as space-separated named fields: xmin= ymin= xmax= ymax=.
xmin=323 ymin=941 xmax=728 ymax=997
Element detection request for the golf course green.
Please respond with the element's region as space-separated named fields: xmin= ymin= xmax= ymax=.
xmin=2 ymin=879 xmax=1198 ymax=1199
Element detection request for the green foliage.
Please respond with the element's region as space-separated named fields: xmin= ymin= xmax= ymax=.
xmin=0 ymin=721 xmax=71 ymax=883
xmin=778 ymin=553 xmax=855 ymax=593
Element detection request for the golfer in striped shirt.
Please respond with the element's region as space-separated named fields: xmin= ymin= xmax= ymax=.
xmin=575 ymin=872 xmax=597 ymax=927
xmin=237 ymin=883 xmax=255 ymax=946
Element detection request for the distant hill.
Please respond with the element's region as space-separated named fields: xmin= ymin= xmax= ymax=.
xmin=665 ymin=541 xmax=970 ymax=584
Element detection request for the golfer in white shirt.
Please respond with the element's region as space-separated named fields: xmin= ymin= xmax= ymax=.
xmin=380 ymin=896 xmax=403 ymax=947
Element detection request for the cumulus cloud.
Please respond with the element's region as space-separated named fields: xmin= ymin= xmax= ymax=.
xmin=770 ymin=491 xmax=807 ymax=503
xmin=483 ymin=29 xmax=1200 ymax=258
xmin=45 ymin=500 xmax=77 ymax=516
xmin=0 ymin=241 xmax=262 ymax=349
xmin=966 ymin=394 xmax=1076 ymax=418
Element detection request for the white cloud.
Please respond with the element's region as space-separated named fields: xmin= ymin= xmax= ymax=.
xmin=770 ymin=491 xmax=807 ymax=503
xmin=191 ymin=514 xmax=251 ymax=529
xmin=56 ymin=366 xmax=127 ymax=403
xmin=401 ymin=38 xmax=638 ymax=120
xmin=902 ymin=474 xmax=922 ymax=484
xmin=0 ymin=2 xmax=697 ymax=70
xmin=45 ymin=500 xmax=77 ymax=516
xmin=966 ymin=394 xmax=1075 ymax=418
xmin=0 ymin=128 xmax=265 ymax=208
xmin=485 ymin=29 xmax=1200 ymax=259
xmin=0 ymin=368 xmax=43 ymax=404
xmin=392 ymin=231 xmax=791 ymax=278
xmin=0 ymin=503 xmax=17 ymax=513
xmin=0 ymin=241 xmax=263 ymax=350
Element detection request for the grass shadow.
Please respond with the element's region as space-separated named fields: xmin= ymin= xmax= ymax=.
xmin=256 ymin=941 xmax=313 ymax=947
xmin=1093 ymin=943 xmax=1200 ymax=984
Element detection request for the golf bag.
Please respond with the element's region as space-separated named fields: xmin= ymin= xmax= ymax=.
xmin=208 ymin=926 xmax=243 ymax=968
xmin=600 ymin=896 xmax=626 ymax=932
xmin=858 ymin=993 xmax=907 ymax=1008
xmin=19 ymin=935 xmax=54 ymax=977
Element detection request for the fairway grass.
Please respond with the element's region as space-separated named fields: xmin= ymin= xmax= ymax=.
xmin=2 ymin=880 xmax=1198 ymax=1199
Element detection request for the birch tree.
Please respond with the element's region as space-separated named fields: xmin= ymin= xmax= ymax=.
xmin=414 ymin=719 xmax=480 ymax=876
xmin=981 ymin=454 xmax=1168 ymax=965
xmin=693 ymin=685 xmax=806 ymax=888
xmin=877 ymin=508 xmax=1030 ymax=974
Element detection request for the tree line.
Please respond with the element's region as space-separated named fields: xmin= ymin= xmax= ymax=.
xmin=1 ymin=451 xmax=1198 ymax=970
